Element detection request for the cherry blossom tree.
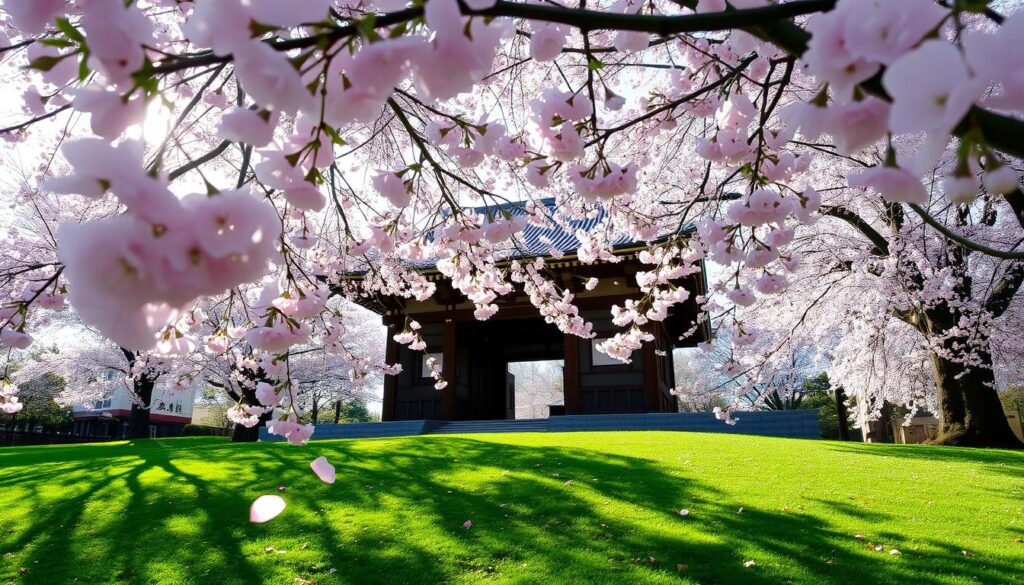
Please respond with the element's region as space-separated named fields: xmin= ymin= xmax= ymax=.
xmin=0 ymin=0 xmax=1022 ymax=452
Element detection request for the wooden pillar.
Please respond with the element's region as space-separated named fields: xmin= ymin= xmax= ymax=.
xmin=441 ymin=319 xmax=458 ymax=420
xmin=642 ymin=326 xmax=659 ymax=412
xmin=562 ymin=333 xmax=580 ymax=414
xmin=381 ymin=325 xmax=399 ymax=422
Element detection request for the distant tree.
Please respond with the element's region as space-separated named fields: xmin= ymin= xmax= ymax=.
xmin=800 ymin=373 xmax=840 ymax=439
xmin=3 ymin=372 xmax=71 ymax=432
xmin=671 ymin=345 xmax=732 ymax=413
xmin=741 ymin=348 xmax=823 ymax=411
xmin=338 ymin=399 xmax=373 ymax=423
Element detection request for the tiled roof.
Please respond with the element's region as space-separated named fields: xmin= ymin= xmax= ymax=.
xmin=428 ymin=197 xmax=689 ymax=267
xmin=484 ymin=197 xmax=635 ymax=258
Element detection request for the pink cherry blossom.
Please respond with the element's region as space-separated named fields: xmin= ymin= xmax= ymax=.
xmin=0 ymin=329 xmax=33 ymax=350
xmin=964 ymin=11 xmax=1024 ymax=111
xmin=696 ymin=0 xmax=726 ymax=13
xmin=412 ymin=0 xmax=511 ymax=102
xmin=44 ymin=138 xmax=146 ymax=198
xmin=848 ymin=167 xmax=928 ymax=204
xmin=246 ymin=322 xmax=312 ymax=355
xmin=255 ymin=382 xmax=280 ymax=407
xmin=2 ymin=0 xmax=66 ymax=35
xmin=826 ymin=97 xmax=890 ymax=155
xmin=530 ymin=24 xmax=568 ymax=62
xmin=883 ymin=41 xmax=984 ymax=135
xmin=181 ymin=0 xmax=253 ymax=57
xmin=754 ymin=273 xmax=787 ymax=294
xmin=187 ymin=190 xmax=281 ymax=259
xmin=218 ymin=109 xmax=280 ymax=147
xmin=726 ymin=287 xmax=756 ymax=307
xmin=943 ymin=173 xmax=980 ymax=205
xmin=283 ymin=182 xmax=327 ymax=212
xmin=614 ymin=31 xmax=649 ymax=54
xmin=802 ymin=3 xmax=880 ymax=99
xmin=0 ymin=380 xmax=23 ymax=413
xmin=267 ymin=415 xmax=315 ymax=445
xmin=983 ymin=166 xmax=1020 ymax=196
xmin=247 ymin=0 xmax=332 ymax=28
xmin=81 ymin=0 xmax=153 ymax=86
xmin=233 ymin=41 xmax=311 ymax=113
xmin=71 ymin=88 xmax=145 ymax=140
xmin=842 ymin=0 xmax=946 ymax=65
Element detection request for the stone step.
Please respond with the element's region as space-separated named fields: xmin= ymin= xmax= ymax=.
xmin=427 ymin=419 xmax=550 ymax=435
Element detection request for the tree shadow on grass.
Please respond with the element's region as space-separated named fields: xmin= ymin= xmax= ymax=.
xmin=825 ymin=442 xmax=1024 ymax=480
xmin=255 ymin=436 xmax=1023 ymax=584
xmin=1 ymin=439 xmax=270 ymax=585
xmin=3 ymin=436 xmax=1022 ymax=584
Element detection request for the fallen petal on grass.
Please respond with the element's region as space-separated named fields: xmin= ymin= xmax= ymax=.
xmin=250 ymin=495 xmax=286 ymax=524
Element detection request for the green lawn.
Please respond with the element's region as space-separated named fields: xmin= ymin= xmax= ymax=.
xmin=0 ymin=433 xmax=1022 ymax=585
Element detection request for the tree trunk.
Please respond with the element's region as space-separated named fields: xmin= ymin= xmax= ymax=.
xmin=835 ymin=387 xmax=850 ymax=441
xmin=230 ymin=410 xmax=274 ymax=442
xmin=127 ymin=376 xmax=155 ymax=439
xmin=929 ymin=350 xmax=1023 ymax=449
xmin=311 ymin=398 xmax=319 ymax=425
xmin=334 ymin=401 xmax=342 ymax=423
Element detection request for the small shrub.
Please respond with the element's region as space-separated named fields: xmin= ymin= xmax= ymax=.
xmin=181 ymin=424 xmax=227 ymax=437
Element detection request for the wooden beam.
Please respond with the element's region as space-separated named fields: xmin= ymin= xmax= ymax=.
xmin=563 ymin=333 xmax=580 ymax=414
xmin=441 ymin=319 xmax=458 ymax=420
xmin=398 ymin=294 xmax=646 ymax=325
xmin=642 ymin=326 xmax=660 ymax=412
xmin=381 ymin=325 xmax=399 ymax=421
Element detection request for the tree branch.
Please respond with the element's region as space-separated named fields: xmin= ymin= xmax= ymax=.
xmin=821 ymin=205 xmax=890 ymax=256
xmin=908 ymin=204 xmax=1024 ymax=260
xmin=984 ymin=262 xmax=1024 ymax=318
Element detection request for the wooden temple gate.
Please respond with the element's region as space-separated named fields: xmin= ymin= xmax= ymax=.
xmin=354 ymin=200 xmax=710 ymax=422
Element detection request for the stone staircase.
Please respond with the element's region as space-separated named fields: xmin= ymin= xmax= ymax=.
xmin=427 ymin=418 xmax=550 ymax=435
xmin=260 ymin=411 xmax=821 ymax=442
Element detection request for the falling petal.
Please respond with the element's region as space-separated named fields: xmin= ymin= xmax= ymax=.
xmin=743 ymin=560 xmax=756 ymax=568
xmin=889 ymin=549 xmax=902 ymax=556
xmin=463 ymin=520 xmax=473 ymax=529
xmin=678 ymin=508 xmax=690 ymax=517
xmin=310 ymin=456 xmax=336 ymax=484
xmin=250 ymin=494 xmax=286 ymax=523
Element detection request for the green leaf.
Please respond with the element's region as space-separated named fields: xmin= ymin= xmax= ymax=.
xmin=321 ymin=124 xmax=347 ymax=146
xmin=40 ymin=38 xmax=74 ymax=49
xmin=130 ymin=58 xmax=158 ymax=96
xmin=284 ymin=151 xmax=303 ymax=167
xmin=388 ymin=21 xmax=408 ymax=39
xmin=27 ymin=55 xmax=69 ymax=72
xmin=587 ymin=58 xmax=604 ymax=71
xmin=55 ymin=17 xmax=86 ymax=44
xmin=957 ymin=0 xmax=991 ymax=13
xmin=77 ymin=55 xmax=91 ymax=81
xmin=249 ymin=21 xmax=278 ymax=37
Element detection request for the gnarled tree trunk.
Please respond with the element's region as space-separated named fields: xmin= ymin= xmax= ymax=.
xmin=929 ymin=348 xmax=1023 ymax=448
xmin=127 ymin=375 xmax=155 ymax=439
xmin=230 ymin=409 xmax=273 ymax=442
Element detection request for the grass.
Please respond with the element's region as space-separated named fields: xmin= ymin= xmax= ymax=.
xmin=0 ymin=433 xmax=1022 ymax=585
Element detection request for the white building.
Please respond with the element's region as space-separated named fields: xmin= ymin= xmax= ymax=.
xmin=72 ymin=375 xmax=196 ymax=439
